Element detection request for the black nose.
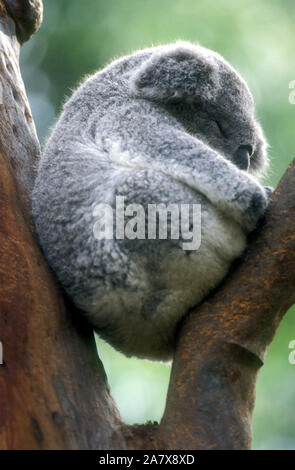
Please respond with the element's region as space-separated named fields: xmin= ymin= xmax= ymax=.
xmin=234 ymin=145 xmax=252 ymax=171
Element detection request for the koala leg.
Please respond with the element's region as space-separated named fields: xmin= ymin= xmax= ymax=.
xmin=86 ymin=166 xmax=247 ymax=360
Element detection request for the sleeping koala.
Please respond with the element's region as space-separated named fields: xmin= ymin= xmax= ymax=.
xmin=32 ymin=41 xmax=271 ymax=360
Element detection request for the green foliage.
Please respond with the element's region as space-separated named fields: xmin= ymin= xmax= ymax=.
xmin=21 ymin=0 xmax=295 ymax=449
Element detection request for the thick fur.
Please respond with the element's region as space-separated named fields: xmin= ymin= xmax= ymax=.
xmin=32 ymin=42 xmax=270 ymax=360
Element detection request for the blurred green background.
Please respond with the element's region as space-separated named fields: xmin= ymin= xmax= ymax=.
xmin=21 ymin=0 xmax=295 ymax=449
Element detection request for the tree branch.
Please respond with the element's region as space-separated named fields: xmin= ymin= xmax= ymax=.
xmin=3 ymin=0 xmax=43 ymax=44
xmin=124 ymin=158 xmax=295 ymax=449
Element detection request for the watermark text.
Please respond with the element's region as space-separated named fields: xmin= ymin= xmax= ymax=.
xmin=93 ymin=196 xmax=202 ymax=251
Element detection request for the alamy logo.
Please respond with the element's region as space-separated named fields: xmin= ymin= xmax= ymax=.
xmin=93 ymin=196 xmax=202 ymax=251
xmin=288 ymin=340 xmax=295 ymax=365
xmin=289 ymin=80 xmax=295 ymax=104
xmin=0 ymin=80 xmax=3 ymax=105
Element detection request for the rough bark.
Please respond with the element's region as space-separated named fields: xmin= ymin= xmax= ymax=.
xmin=0 ymin=0 xmax=124 ymax=450
xmin=0 ymin=0 xmax=294 ymax=450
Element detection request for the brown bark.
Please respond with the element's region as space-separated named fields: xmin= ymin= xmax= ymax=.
xmin=0 ymin=0 xmax=294 ymax=450
xmin=0 ymin=0 xmax=124 ymax=450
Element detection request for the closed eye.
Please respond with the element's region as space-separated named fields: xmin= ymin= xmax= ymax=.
xmin=214 ymin=120 xmax=227 ymax=137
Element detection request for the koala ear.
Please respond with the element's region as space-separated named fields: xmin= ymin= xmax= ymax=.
xmin=130 ymin=42 xmax=220 ymax=103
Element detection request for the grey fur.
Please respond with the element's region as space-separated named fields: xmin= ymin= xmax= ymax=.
xmin=32 ymin=41 xmax=271 ymax=360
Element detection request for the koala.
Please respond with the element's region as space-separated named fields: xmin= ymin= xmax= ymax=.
xmin=32 ymin=41 xmax=271 ymax=361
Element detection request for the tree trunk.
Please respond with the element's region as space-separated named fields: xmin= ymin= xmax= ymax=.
xmin=0 ymin=0 xmax=294 ymax=450
xmin=0 ymin=0 xmax=124 ymax=450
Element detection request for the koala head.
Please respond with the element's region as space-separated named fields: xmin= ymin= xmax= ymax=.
xmin=130 ymin=41 xmax=268 ymax=176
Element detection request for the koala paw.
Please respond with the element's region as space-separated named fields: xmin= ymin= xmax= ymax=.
xmin=236 ymin=186 xmax=268 ymax=232
xmin=264 ymin=185 xmax=274 ymax=200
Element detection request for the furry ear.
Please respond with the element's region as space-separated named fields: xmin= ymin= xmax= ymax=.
xmin=130 ymin=42 xmax=220 ymax=103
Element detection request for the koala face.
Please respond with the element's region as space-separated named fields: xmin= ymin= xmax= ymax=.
xmin=130 ymin=42 xmax=267 ymax=176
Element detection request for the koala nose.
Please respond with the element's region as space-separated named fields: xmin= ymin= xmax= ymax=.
xmin=234 ymin=145 xmax=252 ymax=171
